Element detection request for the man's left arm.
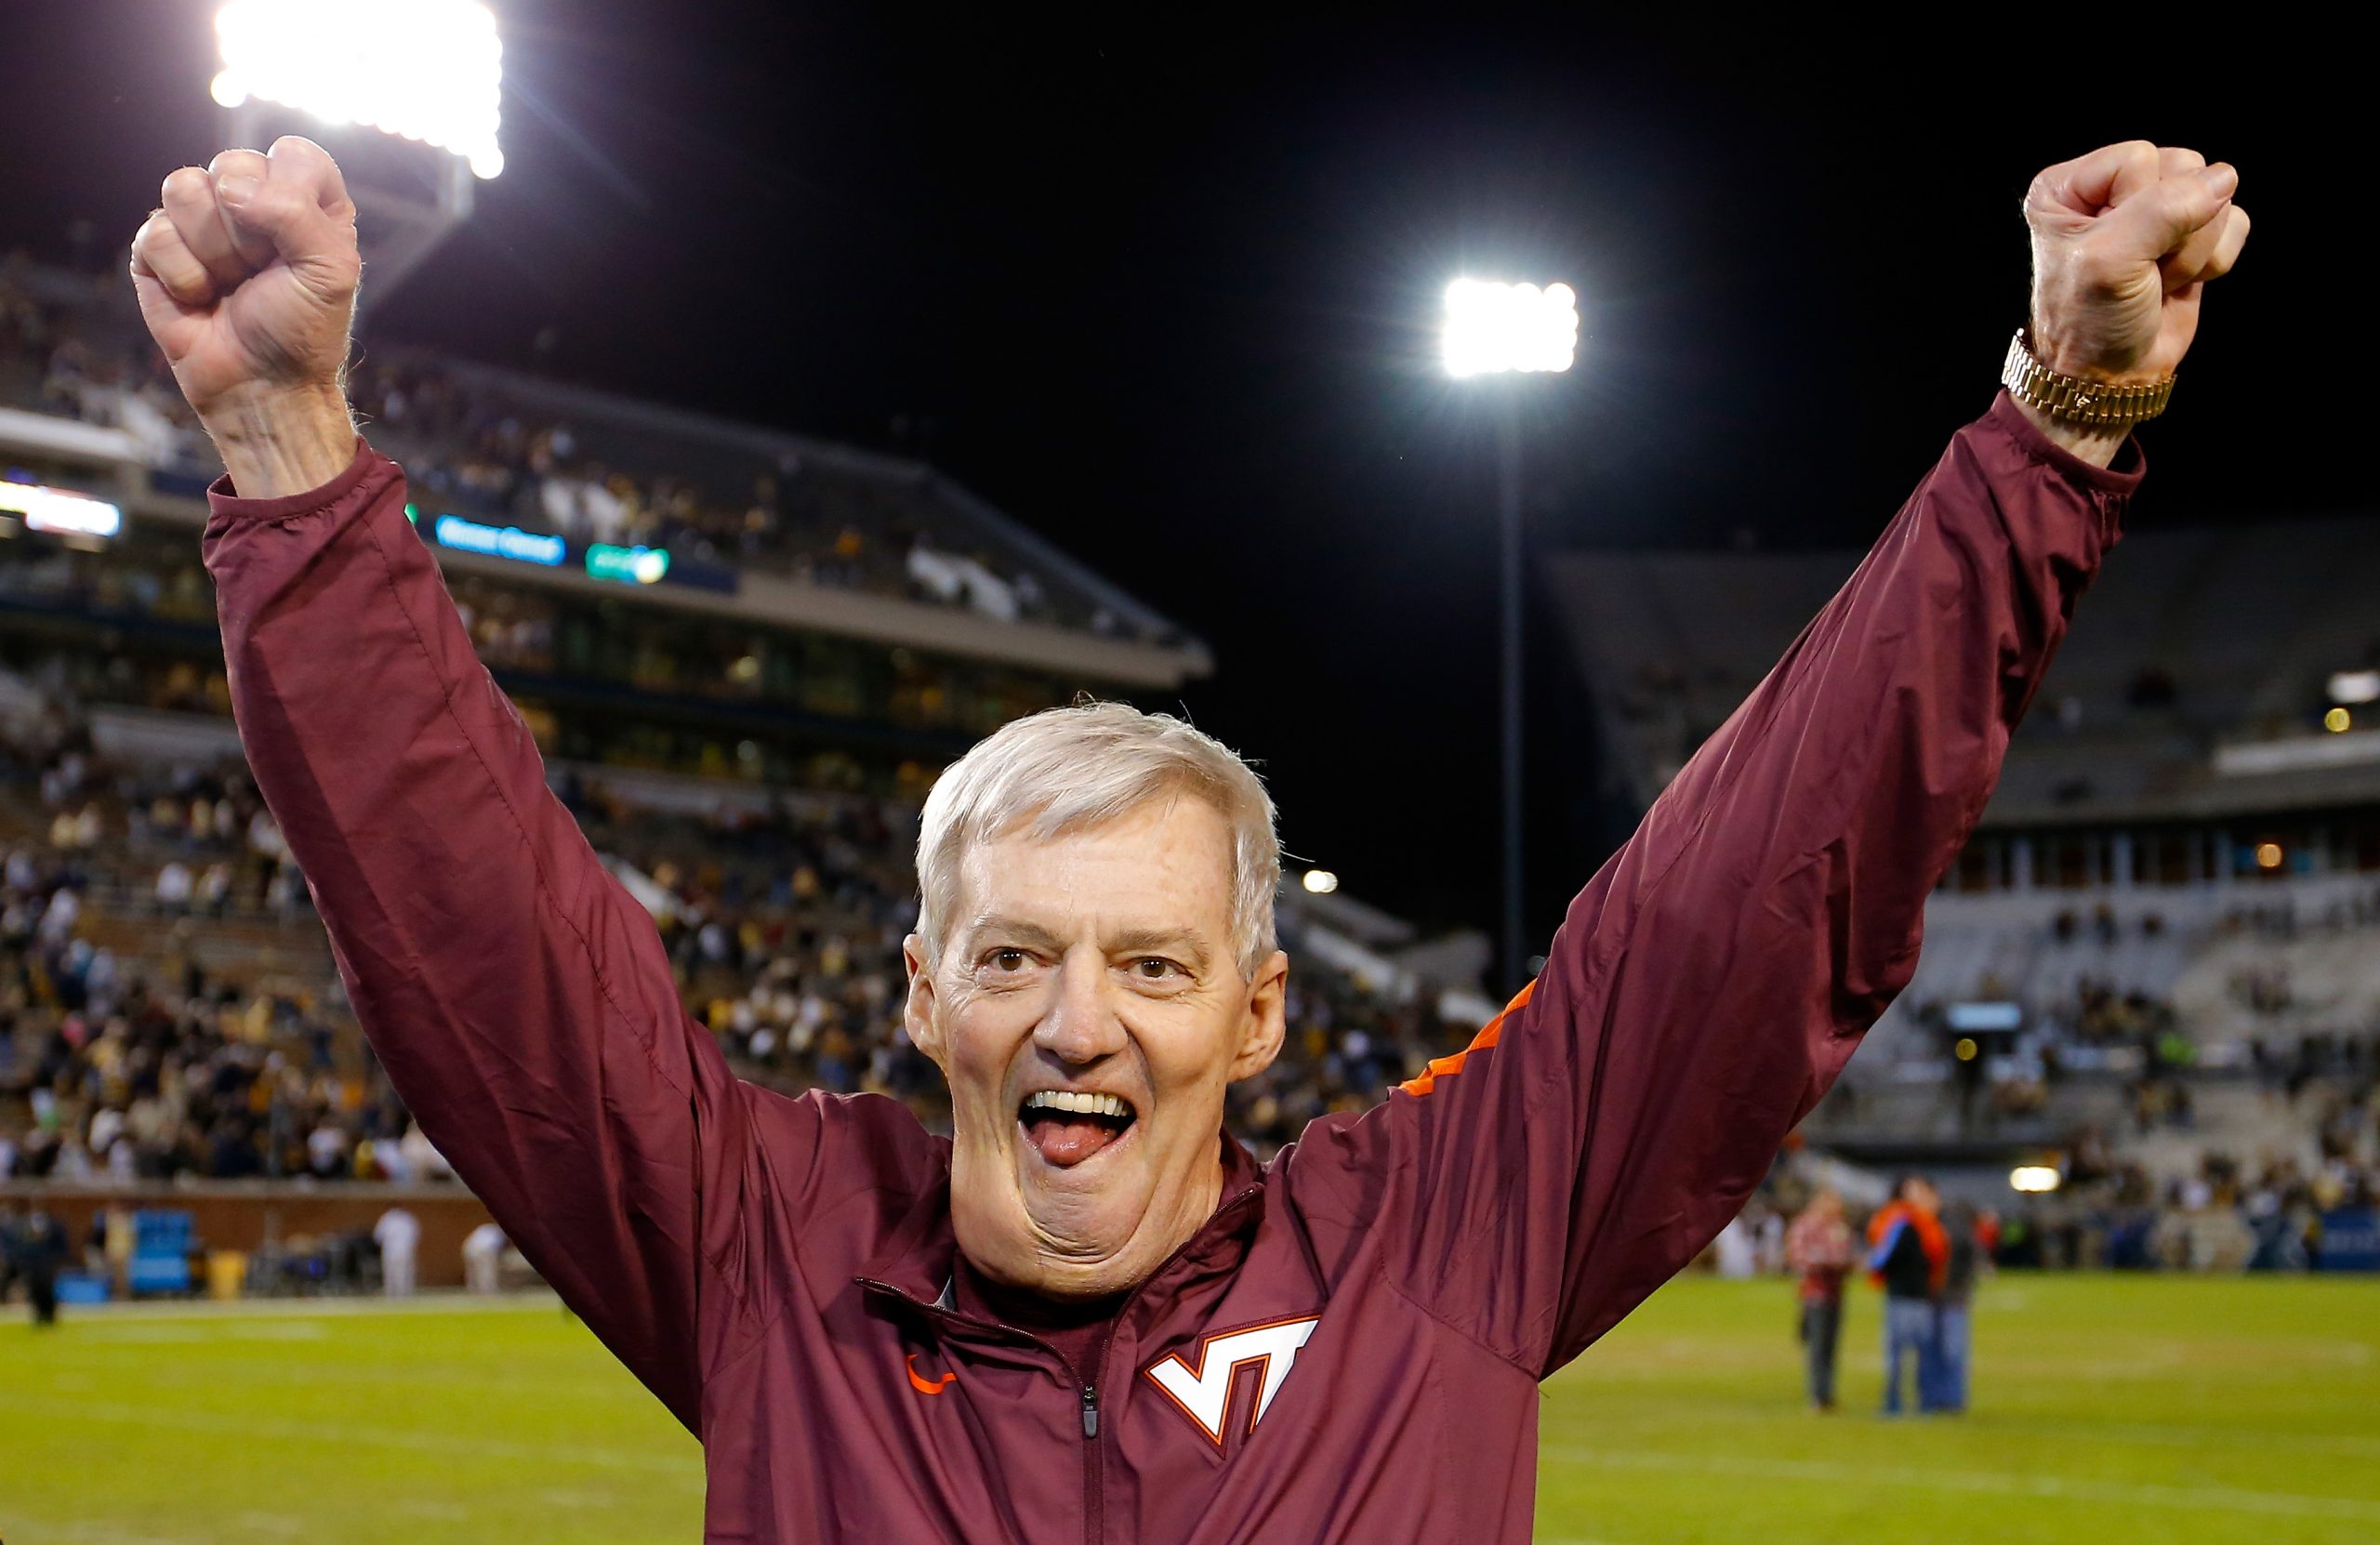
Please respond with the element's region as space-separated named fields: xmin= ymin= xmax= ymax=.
xmin=1291 ymin=142 xmax=2245 ymax=1376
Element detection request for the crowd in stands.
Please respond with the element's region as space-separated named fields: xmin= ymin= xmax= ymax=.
xmin=9 ymin=256 xmax=2374 ymax=1288
xmin=6 ymin=642 xmax=2373 ymax=1285
xmin=1885 ymin=881 xmax=2380 ymax=1138
xmin=0 ymin=260 xmax=205 ymax=473
xmin=1996 ymin=1096 xmax=2380 ymax=1273
xmin=0 ymin=682 xmax=436 ymax=1187
xmin=0 ymin=671 xmax=1465 ymax=1187
xmin=1739 ymin=1086 xmax=2378 ymax=1281
xmin=1 ymin=258 xmax=1167 ymax=643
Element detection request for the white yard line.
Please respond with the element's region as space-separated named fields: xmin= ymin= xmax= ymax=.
xmin=0 ymin=1513 xmax=202 ymax=1545
xmin=1540 ymin=1446 xmax=2380 ymax=1525
xmin=2049 ymin=1419 xmax=2380 ymax=1461
xmin=5 ymin=1394 xmax=703 ymax=1486
xmin=1540 ymin=1398 xmax=2380 ymax=1462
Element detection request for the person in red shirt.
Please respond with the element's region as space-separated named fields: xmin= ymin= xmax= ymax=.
xmin=1784 ymin=1189 xmax=1858 ymax=1411
xmin=128 ymin=125 xmax=2244 ymax=1541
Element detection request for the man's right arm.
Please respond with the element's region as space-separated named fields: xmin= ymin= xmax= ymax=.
xmin=206 ymin=440 xmax=792 ymax=1428
xmin=135 ymin=138 xmax=800 ymax=1430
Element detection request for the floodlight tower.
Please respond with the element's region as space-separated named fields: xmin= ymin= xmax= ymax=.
xmin=210 ymin=0 xmax=506 ymax=319
xmin=1443 ymin=278 xmax=1579 ymax=997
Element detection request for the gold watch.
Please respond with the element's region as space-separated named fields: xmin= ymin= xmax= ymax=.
xmin=2002 ymin=330 xmax=2174 ymax=429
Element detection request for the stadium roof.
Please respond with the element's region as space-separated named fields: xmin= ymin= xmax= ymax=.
xmin=0 ymin=264 xmax=1211 ymax=690
xmin=1547 ymin=512 xmax=2380 ymax=828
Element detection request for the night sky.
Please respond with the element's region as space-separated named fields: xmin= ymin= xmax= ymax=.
xmin=9 ymin=4 xmax=2364 ymax=944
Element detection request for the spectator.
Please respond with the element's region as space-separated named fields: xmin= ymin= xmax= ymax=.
xmin=13 ymin=1206 xmax=72 ymax=1326
xmin=463 ymin=1221 xmax=507 ymax=1294
xmin=1712 ymin=1215 xmax=1758 ymax=1279
xmin=1930 ymin=1200 xmax=1987 ymax=1414
xmin=154 ymin=859 xmax=193 ymax=914
xmin=374 ymin=1207 xmax=420 ymax=1298
xmin=1784 ymin=1189 xmax=1857 ymax=1413
xmin=0 ymin=1200 xmax=20 ymax=1302
xmin=1867 ymin=1174 xmax=1950 ymax=1416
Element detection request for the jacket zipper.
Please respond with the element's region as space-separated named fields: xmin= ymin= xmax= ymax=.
xmin=1081 ymin=1383 xmax=1103 ymax=1545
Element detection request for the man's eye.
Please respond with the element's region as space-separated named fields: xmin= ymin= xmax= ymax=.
xmin=1132 ymin=957 xmax=1180 ymax=980
xmin=986 ymin=948 xmax=1029 ymax=972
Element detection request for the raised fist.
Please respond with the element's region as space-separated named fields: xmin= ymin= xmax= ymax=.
xmin=130 ymin=137 xmax=360 ymax=426
xmin=2025 ymin=142 xmax=2249 ymax=385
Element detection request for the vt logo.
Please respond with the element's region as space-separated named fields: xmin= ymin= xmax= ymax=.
xmin=1144 ymin=1316 xmax=1320 ymax=1445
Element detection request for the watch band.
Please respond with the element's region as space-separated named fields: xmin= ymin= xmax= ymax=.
xmin=2002 ymin=330 xmax=2174 ymax=429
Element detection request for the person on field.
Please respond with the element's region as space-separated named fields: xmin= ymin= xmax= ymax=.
xmin=1929 ymin=1199 xmax=1988 ymax=1412
xmin=1785 ymin=1188 xmax=1857 ymax=1412
xmin=15 ymin=1207 xmax=71 ymax=1327
xmin=463 ymin=1221 xmax=508 ymax=1295
xmin=130 ymin=125 xmax=2244 ymax=1540
xmin=1868 ymin=1174 xmax=1950 ymax=1415
xmin=1713 ymin=1213 xmax=1759 ymax=1279
xmin=372 ymin=1207 xmax=419 ymax=1299
xmin=0 ymin=1201 xmax=20 ymax=1302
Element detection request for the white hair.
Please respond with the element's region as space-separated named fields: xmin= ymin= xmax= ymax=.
xmin=915 ymin=701 xmax=1279 ymax=980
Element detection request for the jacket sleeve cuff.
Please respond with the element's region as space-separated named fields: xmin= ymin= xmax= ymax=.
xmin=205 ymin=436 xmax=380 ymax=521
xmin=1982 ymin=390 xmax=2146 ymax=498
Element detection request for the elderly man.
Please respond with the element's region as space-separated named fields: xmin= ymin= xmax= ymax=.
xmin=132 ymin=134 xmax=2243 ymax=1540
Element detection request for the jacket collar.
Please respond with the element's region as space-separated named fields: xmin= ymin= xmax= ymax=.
xmin=857 ymin=1129 xmax=1266 ymax=1319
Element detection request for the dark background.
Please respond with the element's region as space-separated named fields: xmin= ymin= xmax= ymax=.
xmin=7 ymin=4 xmax=2362 ymax=946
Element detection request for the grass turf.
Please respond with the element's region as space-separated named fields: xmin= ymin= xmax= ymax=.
xmin=3 ymin=1274 xmax=2375 ymax=1543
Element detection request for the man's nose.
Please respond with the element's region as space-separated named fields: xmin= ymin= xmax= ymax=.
xmin=1032 ymin=952 xmax=1127 ymax=1064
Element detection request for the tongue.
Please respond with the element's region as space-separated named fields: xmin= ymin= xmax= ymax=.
xmin=1025 ymin=1115 xmax=1122 ymax=1168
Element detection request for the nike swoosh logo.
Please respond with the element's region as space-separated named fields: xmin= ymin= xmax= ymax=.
xmin=906 ymin=1354 xmax=957 ymax=1395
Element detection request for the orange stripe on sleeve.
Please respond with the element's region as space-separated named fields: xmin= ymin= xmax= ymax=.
xmin=1397 ymin=978 xmax=1536 ymax=1097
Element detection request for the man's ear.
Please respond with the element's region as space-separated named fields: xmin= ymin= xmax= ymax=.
xmin=902 ymin=932 xmax=946 ymax=1069
xmin=1225 ymin=948 xmax=1289 ymax=1081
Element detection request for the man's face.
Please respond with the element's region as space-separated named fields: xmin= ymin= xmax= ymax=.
xmin=1902 ymin=1179 xmax=1939 ymax=1212
xmin=904 ymin=796 xmax=1287 ymax=1300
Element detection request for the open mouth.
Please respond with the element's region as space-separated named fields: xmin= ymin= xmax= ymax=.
xmin=1018 ymin=1089 xmax=1139 ymax=1169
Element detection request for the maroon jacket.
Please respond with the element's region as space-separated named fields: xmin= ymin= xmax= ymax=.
xmin=204 ymin=393 xmax=2136 ymax=1542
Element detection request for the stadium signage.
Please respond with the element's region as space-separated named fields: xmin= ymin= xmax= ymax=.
xmin=0 ymin=481 xmax=123 ymax=538
xmin=2319 ymin=1209 xmax=2380 ymax=1272
xmin=432 ymin=514 xmax=567 ymax=567
xmin=1947 ymin=1001 xmax=2022 ymax=1032
xmin=586 ymin=543 xmax=671 ymax=585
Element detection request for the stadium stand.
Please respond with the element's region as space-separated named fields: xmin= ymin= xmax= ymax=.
xmin=3 ymin=258 xmax=1187 ymax=644
xmin=5 ymin=247 xmax=2369 ymax=1292
xmin=1549 ymin=524 xmax=2380 ymax=825
xmin=0 ymin=262 xmax=1501 ymax=1256
xmin=0 ymin=666 xmax=1493 ymax=1194
xmin=2 ymin=256 xmax=1216 ymax=806
xmin=1549 ymin=514 xmax=2380 ymax=1272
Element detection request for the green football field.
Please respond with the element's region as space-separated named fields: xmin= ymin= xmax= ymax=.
xmin=4 ymin=1274 xmax=2376 ymax=1544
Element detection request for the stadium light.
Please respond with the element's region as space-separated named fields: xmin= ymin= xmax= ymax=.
xmin=1443 ymin=274 xmax=1580 ymax=994
xmin=2010 ymin=1165 xmax=2062 ymax=1194
xmin=1302 ymin=869 xmax=1340 ymax=895
xmin=212 ymin=0 xmax=506 ymax=178
xmin=0 ymin=482 xmax=123 ymax=539
xmin=2329 ymin=669 xmax=2380 ymax=706
xmin=1442 ymin=280 xmax=1580 ymax=378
